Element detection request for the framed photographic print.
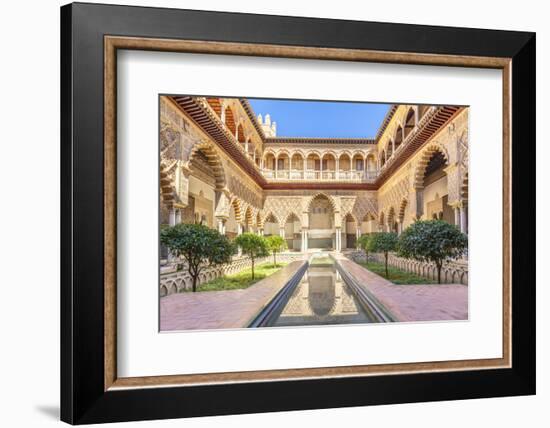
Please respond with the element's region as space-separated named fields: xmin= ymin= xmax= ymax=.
xmin=61 ymin=2 xmax=536 ymax=424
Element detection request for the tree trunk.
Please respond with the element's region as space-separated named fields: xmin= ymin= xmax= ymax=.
xmin=192 ymin=275 xmax=197 ymax=292
xmin=384 ymin=252 xmax=389 ymax=278
xmin=251 ymin=257 xmax=255 ymax=280
xmin=436 ymin=262 xmax=442 ymax=284
xmin=273 ymin=252 xmax=277 ymax=267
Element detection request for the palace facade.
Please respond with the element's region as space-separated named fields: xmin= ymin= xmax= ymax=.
xmin=160 ymin=96 xmax=469 ymax=255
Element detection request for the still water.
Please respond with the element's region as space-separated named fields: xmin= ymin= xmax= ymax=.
xmin=272 ymin=262 xmax=372 ymax=327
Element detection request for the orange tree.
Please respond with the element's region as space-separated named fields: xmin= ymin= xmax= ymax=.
xmin=160 ymin=223 xmax=234 ymax=292
xmin=369 ymin=232 xmax=399 ymax=278
xmin=398 ymin=220 xmax=468 ymax=284
xmin=234 ymin=233 xmax=270 ymax=280
xmin=265 ymin=235 xmax=287 ymax=267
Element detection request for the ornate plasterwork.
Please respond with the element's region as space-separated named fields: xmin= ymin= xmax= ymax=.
xmin=160 ymin=96 xmax=469 ymax=231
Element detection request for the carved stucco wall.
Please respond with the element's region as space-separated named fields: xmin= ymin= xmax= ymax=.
xmin=161 ymin=97 xmax=468 ymax=230
xmin=377 ymin=109 xmax=469 ymax=227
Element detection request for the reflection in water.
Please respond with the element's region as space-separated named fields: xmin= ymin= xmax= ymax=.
xmin=273 ymin=264 xmax=372 ymax=327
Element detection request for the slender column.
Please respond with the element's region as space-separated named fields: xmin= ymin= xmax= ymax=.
xmin=236 ymin=224 xmax=243 ymax=256
xmin=303 ymin=228 xmax=308 ymax=252
xmin=320 ymin=157 xmax=323 ymax=179
xmin=168 ymin=208 xmax=176 ymax=226
xmin=217 ymin=218 xmax=226 ymax=235
xmin=174 ymin=209 xmax=181 ymax=224
xmin=275 ymin=156 xmax=278 ymax=179
xmin=303 ymin=158 xmax=307 ymax=179
xmin=454 ymin=207 xmax=460 ymax=228
xmin=336 ymin=158 xmax=340 ymax=180
xmin=279 ymin=227 xmax=285 ymax=238
xmin=460 ymin=205 xmax=467 ymax=234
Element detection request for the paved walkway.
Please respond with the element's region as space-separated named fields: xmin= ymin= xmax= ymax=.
xmin=338 ymin=259 xmax=468 ymax=322
xmin=160 ymin=261 xmax=306 ymax=331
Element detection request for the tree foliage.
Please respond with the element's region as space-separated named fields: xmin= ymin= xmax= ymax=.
xmin=398 ymin=220 xmax=468 ymax=284
xmin=369 ymin=232 xmax=399 ymax=278
xmin=160 ymin=223 xmax=234 ymax=292
xmin=265 ymin=235 xmax=288 ymax=267
xmin=357 ymin=234 xmax=374 ymax=262
xmin=234 ymin=233 xmax=270 ymax=280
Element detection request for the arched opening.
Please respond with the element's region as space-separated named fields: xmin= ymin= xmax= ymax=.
xmin=403 ymin=108 xmax=416 ymax=141
xmin=206 ymin=98 xmax=222 ymax=117
xmin=361 ymin=212 xmax=377 ymax=234
xmin=386 ymin=140 xmax=393 ymax=159
xmin=306 ymin=153 xmax=321 ymax=180
xmin=225 ymin=199 xmax=241 ymax=239
xmin=352 ymin=153 xmax=364 ymax=173
xmin=236 ymin=123 xmax=245 ymax=147
xmin=398 ymin=199 xmax=408 ymax=231
xmin=321 ymin=153 xmax=336 ymax=179
xmin=366 ymin=153 xmax=377 ymax=179
xmin=244 ymin=206 xmax=253 ymax=233
xmin=180 ymin=148 xmax=219 ymax=227
xmin=263 ymin=152 xmax=276 ymax=178
xmin=223 ymin=106 xmax=236 ymax=136
xmin=308 ymin=194 xmax=334 ymax=249
xmin=263 ymin=213 xmax=279 ymax=236
xmin=338 ymin=153 xmax=351 ymax=179
xmin=284 ymin=213 xmax=301 ymax=251
xmin=387 ymin=207 xmax=398 ymax=233
xmin=291 ymin=153 xmax=304 ymax=179
xmin=248 ymin=141 xmax=256 ymax=159
xmin=343 ymin=213 xmax=358 ymax=249
xmin=421 ymin=149 xmax=453 ymax=224
xmin=380 ymin=150 xmax=386 ymax=168
xmin=394 ymin=125 xmax=403 ymax=152
xmin=277 ymin=152 xmax=290 ymax=179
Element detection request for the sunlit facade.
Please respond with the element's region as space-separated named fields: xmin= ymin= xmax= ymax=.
xmin=160 ymin=96 xmax=469 ymax=255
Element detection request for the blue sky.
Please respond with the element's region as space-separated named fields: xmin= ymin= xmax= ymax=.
xmin=248 ymin=98 xmax=391 ymax=138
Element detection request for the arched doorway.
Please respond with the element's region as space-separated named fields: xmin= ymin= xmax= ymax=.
xmin=343 ymin=213 xmax=358 ymax=249
xmin=284 ymin=213 xmax=301 ymax=251
xmin=420 ymin=149 xmax=453 ymax=223
xmin=308 ymin=194 xmax=335 ymax=249
xmin=181 ymin=148 xmax=218 ymax=227
xmin=263 ymin=213 xmax=280 ymax=237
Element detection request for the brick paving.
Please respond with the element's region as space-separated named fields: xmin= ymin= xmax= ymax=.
xmin=160 ymin=261 xmax=306 ymax=331
xmin=338 ymin=259 xmax=468 ymax=322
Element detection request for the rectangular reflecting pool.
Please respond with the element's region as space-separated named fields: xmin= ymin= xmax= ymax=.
xmin=272 ymin=263 xmax=374 ymax=327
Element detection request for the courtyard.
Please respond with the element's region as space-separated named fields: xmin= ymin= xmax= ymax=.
xmin=159 ymin=95 xmax=469 ymax=330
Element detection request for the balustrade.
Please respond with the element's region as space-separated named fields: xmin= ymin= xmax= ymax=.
xmin=261 ymin=168 xmax=379 ymax=182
